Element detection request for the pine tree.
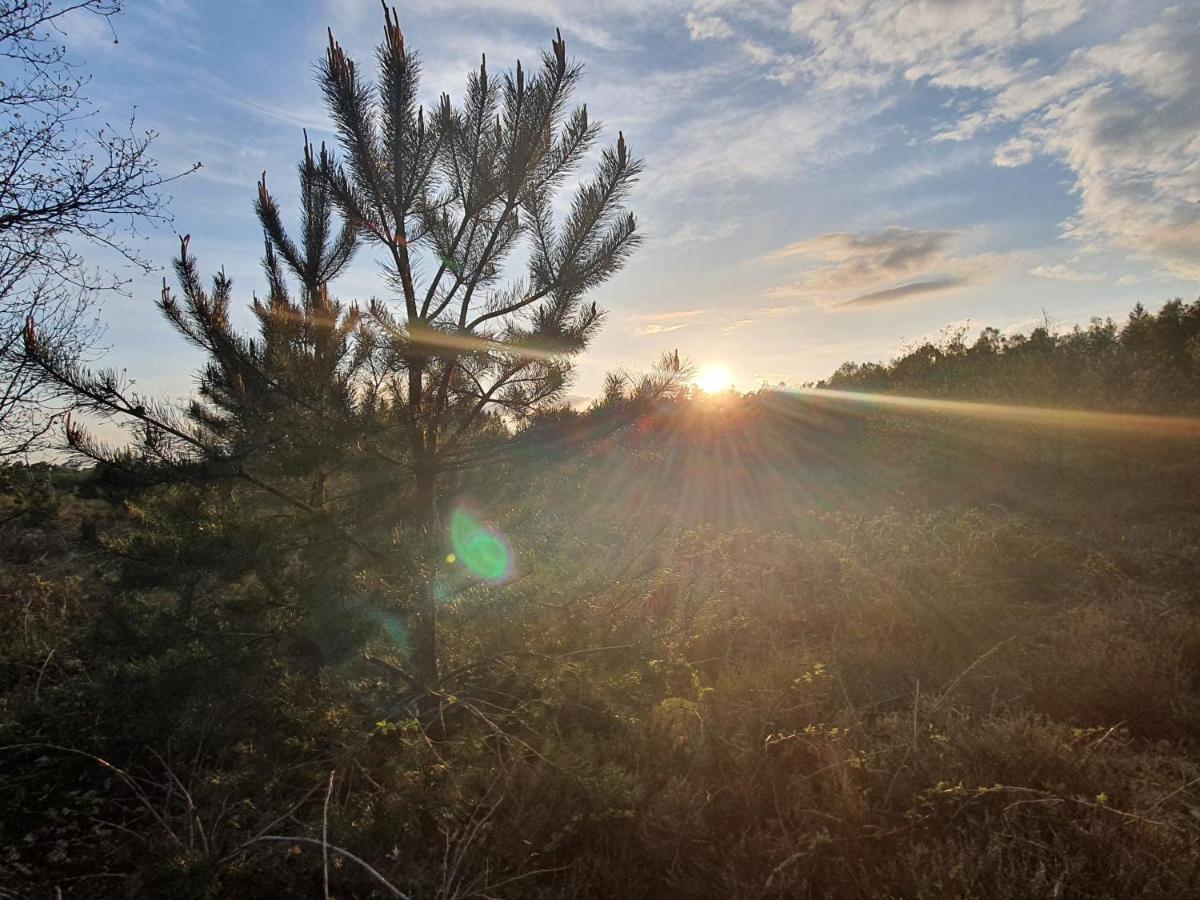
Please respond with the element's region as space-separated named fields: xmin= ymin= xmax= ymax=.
xmin=27 ymin=5 xmax=684 ymax=690
xmin=168 ymin=136 xmax=363 ymax=507
xmin=314 ymin=7 xmax=655 ymax=683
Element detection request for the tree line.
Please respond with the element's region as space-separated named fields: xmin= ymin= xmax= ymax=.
xmin=821 ymin=301 xmax=1200 ymax=414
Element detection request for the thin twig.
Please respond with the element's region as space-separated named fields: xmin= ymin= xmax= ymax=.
xmin=33 ymin=647 xmax=55 ymax=703
xmin=323 ymin=770 xmax=336 ymax=900
xmin=1147 ymin=776 xmax=1200 ymax=812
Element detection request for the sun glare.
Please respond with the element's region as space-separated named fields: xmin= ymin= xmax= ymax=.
xmin=696 ymin=364 xmax=734 ymax=394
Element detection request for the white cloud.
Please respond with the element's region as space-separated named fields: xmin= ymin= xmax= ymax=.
xmin=994 ymin=136 xmax=1035 ymax=168
xmin=1029 ymin=263 xmax=1104 ymax=282
xmin=740 ymin=40 xmax=774 ymax=64
xmin=1027 ymin=11 xmax=1200 ymax=277
xmin=914 ymin=6 xmax=1199 ymax=277
xmin=786 ymin=0 xmax=1086 ymax=94
xmin=583 ymin=62 xmax=733 ymax=130
xmin=686 ymin=11 xmax=733 ymax=40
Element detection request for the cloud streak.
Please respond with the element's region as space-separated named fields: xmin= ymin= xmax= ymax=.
xmin=763 ymin=226 xmax=1002 ymax=310
xmin=843 ymin=276 xmax=968 ymax=308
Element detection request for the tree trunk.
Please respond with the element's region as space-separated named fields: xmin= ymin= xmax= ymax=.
xmin=410 ymin=459 xmax=439 ymax=688
xmin=308 ymin=469 xmax=328 ymax=509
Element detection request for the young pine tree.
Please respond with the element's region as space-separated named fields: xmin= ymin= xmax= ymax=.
xmin=310 ymin=8 xmax=653 ymax=683
xmin=160 ymin=137 xmax=364 ymax=508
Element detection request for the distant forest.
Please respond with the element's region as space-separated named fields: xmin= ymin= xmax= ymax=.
xmin=821 ymin=299 xmax=1200 ymax=414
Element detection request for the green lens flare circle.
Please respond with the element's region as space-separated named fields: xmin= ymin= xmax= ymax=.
xmin=449 ymin=508 xmax=512 ymax=582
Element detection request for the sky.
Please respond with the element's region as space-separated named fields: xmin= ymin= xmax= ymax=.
xmin=64 ymin=0 xmax=1200 ymax=401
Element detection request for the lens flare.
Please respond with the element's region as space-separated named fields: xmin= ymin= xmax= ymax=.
xmin=448 ymin=506 xmax=513 ymax=583
xmin=797 ymin=387 xmax=1200 ymax=439
xmin=407 ymin=321 xmax=561 ymax=360
xmin=375 ymin=610 xmax=411 ymax=652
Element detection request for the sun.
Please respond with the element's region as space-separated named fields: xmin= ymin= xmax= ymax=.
xmin=696 ymin=364 xmax=734 ymax=394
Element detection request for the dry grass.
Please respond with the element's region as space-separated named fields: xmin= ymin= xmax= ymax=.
xmin=3 ymin=406 xmax=1200 ymax=897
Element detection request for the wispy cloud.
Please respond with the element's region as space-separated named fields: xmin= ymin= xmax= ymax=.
xmin=645 ymin=92 xmax=879 ymax=197
xmin=652 ymin=216 xmax=743 ymax=249
xmin=206 ymin=87 xmax=330 ymax=133
xmin=785 ymin=0 xmax=1086 ymax=94
xmin=763 ymin=226 xmax=1001 ymax=309
xmin=753 ymin=305 xmax=800 ymax=318
xmin=636 ymin=323 xmax=690 ymax=335
xmin=629 ymin=309 xmax=711 ymax=322
xmin=327 ymin=0 xmax=659 ymax=51
xmin=722 ymin=318 xmax=756 ymax=334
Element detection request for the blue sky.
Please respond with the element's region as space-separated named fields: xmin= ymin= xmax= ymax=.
xmin=67 ymin=0 xmax=1200 ymax=400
